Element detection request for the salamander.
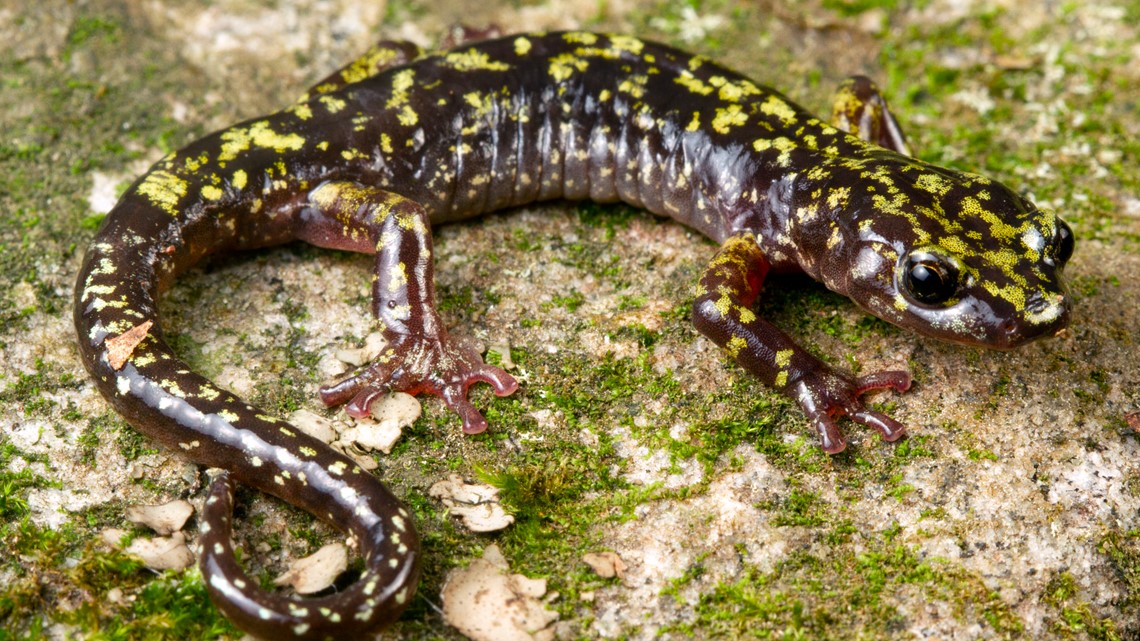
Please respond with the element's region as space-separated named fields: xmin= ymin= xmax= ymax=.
xmin=73 ymin=30 xmax=1073 ymax=640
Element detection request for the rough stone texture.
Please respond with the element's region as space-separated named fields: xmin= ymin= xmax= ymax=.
xmin=1 ymin=0 xmax=1137 ymax=639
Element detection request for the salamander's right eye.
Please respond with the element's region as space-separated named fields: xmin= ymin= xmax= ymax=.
xmin=901 ymin=252 xmax=959 ymax=306
xmin=1053 ymin=218 xmax=1074 ymax=266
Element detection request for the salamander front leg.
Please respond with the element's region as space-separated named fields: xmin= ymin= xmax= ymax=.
xmin=298 ymin=182 xmax=518 ymax=435
xmin=830 ymin=76 xmax=912 ymax=156
xmin=691 ymin=234 xmax=912 ymax=453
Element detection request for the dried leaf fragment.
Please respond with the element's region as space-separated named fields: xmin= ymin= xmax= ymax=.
xmin=273 ymin=543 xmax=349 ymax=595
xmin=441 ymin=544 xmax=558 ymax=641
xmin=125 ymin=499 xmax=194 ymax=536
xmin=429 ymin=474 xmax=514 ymax=532
xmin=582 ymin=551 xmax=627 ymax=580
xmin=105 ymin=319 xmax=153 ymax=370
xmin=123 ymin=531 xmax=195 ymax=571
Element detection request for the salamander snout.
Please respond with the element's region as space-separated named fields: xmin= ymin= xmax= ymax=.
xmin=994 ymin=290 xmax=1072 ymax=349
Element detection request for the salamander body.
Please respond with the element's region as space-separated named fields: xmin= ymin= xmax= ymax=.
xmin=74 ymin=31 xmax=1072 ymax=639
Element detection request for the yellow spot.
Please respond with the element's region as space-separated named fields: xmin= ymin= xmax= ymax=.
xmin=232 ymin=169 xmax=247 ymax=190
xmin=709 ymin=75 xmax=760 ymax=102
xmin=389 ymin=262 xmax=408 ymax=292
xmin=444 ymin=49 xmax=510 ymax=72
xmin=713 ymin=294 xmax=732 ymax=318
xmin=760 ymin=94 xmax=798 ymax=125
xmin=291 ymin=103 xmax=313 ymax=120
xmin=775 ymin=349 xmax=793 ymax=368
xmin=549 ymin=53 xmax=589 ymax=82
xmin=983 ymin=281 xmax=1026 ymax=311
xmin=618 ymin=74 xmax=648 ymax=98
xmin=726 ymin=335 xmax=747 ymax=358
xmin=686 ymin=111 xmax=701 ymax=132
xmin=674 ymin=73 xmax=714 ymax=96
xmin=564 ymin=32 xmax=599 ymax=45
xmin=386 ymin=69 xmax=416 ymax=111
xmin=915 ymin=173 xmax=952 ymax=196
xmin=464 ymin=91 xmax=488 ymax=110
xmin=963 ymin=196 xmax=1021 ymax=241
xmin=827 ymin=186 xmax=850 ymax=209
xmin=319 ymin=95 xmax=347 ymax=113
xmin=200 ymin=185 xmax=223 ymax=201
xmin=752 ymin=137 xmax=798 ymax=166
xmin=135 ymin=170 xmax=188 ymax=215
xmin=397 ymin=105 xmax=418 ymax=126
xmin=218 ymin=120 xmax=306 ymax=162
xmin=938 ymin=235 xmax=969 ymax=255
xmin=514 ymin=36 xmax=531 ymax=56
xmin=607 ymin=34 xmax=644 ymax=55
xmin=339 ymin=43 xmax=413 ymax=86
xmin=775 ymin=371 xmax=788 ymax=387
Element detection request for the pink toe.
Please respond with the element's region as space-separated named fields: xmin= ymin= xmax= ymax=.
xmin=346 ymin=388 xmax=384 ymax=419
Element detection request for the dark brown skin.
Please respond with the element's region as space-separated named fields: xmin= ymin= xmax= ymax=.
xmin=73 ymin=31 xmax=1072 ymax=640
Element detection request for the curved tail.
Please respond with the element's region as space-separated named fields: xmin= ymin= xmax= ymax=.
xmin=74 ymin=215 xmax=421 ymax=639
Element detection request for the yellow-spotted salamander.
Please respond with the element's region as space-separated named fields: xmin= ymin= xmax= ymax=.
xmin=74 ymin=30 xmax=1073 ymax=640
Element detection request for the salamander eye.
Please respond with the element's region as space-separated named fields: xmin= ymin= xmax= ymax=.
xmin=1054 ymin=219 xmax=1074 ymax=266
xmin=901 ymin=252 xmax=959 ymax=306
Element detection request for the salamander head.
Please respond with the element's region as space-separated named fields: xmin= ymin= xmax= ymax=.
xmin=805 ymin=156 xmax=1073 ymax=350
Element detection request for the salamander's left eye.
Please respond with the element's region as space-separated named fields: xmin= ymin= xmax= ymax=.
xmin=1054 ymin=219 xmax=1074 ymax=266
xmin=901 ymin=252 xmax=959 ymax=306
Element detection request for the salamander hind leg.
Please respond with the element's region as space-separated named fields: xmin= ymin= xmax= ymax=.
xmin=300 ymin=181 xmax=518 ymax=435
xmin=830 ymin=76 xmax=912 ymax=156
xmin=691 ymin=234 xmax=912 ymax=454
xmin=438 ymin=24 xmax=505 ymax=49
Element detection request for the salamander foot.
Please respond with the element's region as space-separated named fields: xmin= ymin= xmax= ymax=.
xmin=320 ymin=334 xmax=518 ymax=434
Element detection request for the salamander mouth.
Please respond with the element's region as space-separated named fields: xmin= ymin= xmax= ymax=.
xmin=988 ymin=295 xmax=1072 ymax=350
xmin=893 ymin=288 xmax=1072 ymax=351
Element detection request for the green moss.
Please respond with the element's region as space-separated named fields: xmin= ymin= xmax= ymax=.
xmin=1099 ymin=529 xmax=1140 ymax=612
xmin=0 ymin=358 xmax=77 ymax=417
xmin=664 ymin=530 xmax=1022 ymax=639
xmin=822 ymin=0 xmax=909 ymax=18
xmin=0 ymin=440 xmax=59 ymax=523
xmin=58 ymin=567 xmax=239 ymax=641
xmin=770 ymin=488 xmax=827 ymax=527
xmin=1044 ymin=572 xmax=1124 ymax=641
xmin=116 ymin=421 xmax=159 ymax=461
